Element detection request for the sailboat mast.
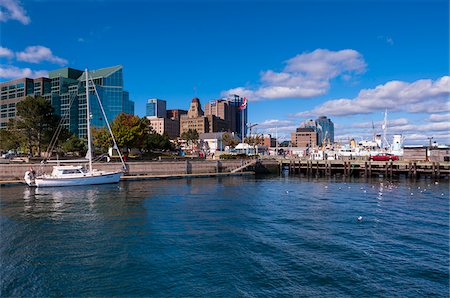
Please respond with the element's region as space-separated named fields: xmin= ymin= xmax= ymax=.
xmin=85 ymin=69 xmax=93 ymax=173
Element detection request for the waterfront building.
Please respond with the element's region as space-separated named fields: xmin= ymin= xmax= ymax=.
xmin=180 ymin=97 xmax=229 ymax=135
xmin=290 ymin=127 xmax=318 ymax=148
xmin=0 ymin=77 xmax=51 ymax=128
xmin=316 ymin=116 xmax=334 ymax=144
xmin=0 ymin=65 xmax=134 ymax=139
xmin=146 ymin=98 xmax=167 ymax=118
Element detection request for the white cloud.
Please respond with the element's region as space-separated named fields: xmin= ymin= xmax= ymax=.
xmin=222 ymin=49 xmax=366 ymax=101
xmin=0 ymin=46 xmax=14 ymax=59
xmin=0 ymin=65 xmax=48 ymax=79
xmin=16 ymin=46 xmax=68 ymax=65
xmin=429 ymin=113 xmax=450 ymax=122
xmin=297 ymin=76 xmax=450 ymax=117
xmin=0 ymin=0 xmax=30 ymax=24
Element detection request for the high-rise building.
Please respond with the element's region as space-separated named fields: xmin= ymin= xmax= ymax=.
xmin=146 ymin=98 xmax=167 ymax=118
xmin=77 ymin=66 xmax=134 ymax=137
xmin=1 ymin=65 xmax=134 ymax=138
xmin=316 ymin=116 xmax=334 ymax=145
xmin=204 ymin=95 xmax=247 ymax=138
xmin=227 ymin=95 xmax=248 ymax=139
xmin=180 ymin=97 xmax=229 ymax=135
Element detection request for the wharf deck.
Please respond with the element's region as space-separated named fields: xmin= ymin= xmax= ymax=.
xmin=280 ymin=160 xmax=450 ymax=178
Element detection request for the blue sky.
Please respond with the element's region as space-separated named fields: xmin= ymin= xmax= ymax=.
xmin=1 ymin=0 xmax=449 ymax=144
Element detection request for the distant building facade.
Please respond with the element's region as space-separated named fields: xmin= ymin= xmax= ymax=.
xmin=147 ymin=117 xmax=180 ymax=139
xmin=167 ymin=109 xmax=187 ymax=120
xmin=204 ymin=95 xmax=247 ymax=138
xmin=180 ymin=97 xmax=229 ymax=135
xmin=290 ymin=128 xmax=318 ymax=148
xmin=316 ymin=116 xmax=334 ymax=144
xmin=146 ymin=98 xmax=167 ymax=118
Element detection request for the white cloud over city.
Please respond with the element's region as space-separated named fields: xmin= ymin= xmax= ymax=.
xmin=0 ymin=46 xmax=14 ymax=59
xmin=0 ymin=0 xmax=30 ymax=24
xmin=0 ymin=45 xmax=68 ymax=79
xmin=0 ymin=65 xmax=48 ymax=79
xmin=16 ymin=46 xmax=68 ymax=65
xmin=222 ymin=49 xmax=366 ymax=101
xmin=296 ymin=76 xmax=450 ymax=117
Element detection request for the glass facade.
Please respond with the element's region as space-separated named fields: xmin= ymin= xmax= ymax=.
xmin=316 ymin=116 xmax=334 ymax=145
xmin=227 ymin=95 xmax=248 ymax=139
xmin=146 ymin=99 xmax=166 ymax=118
xmin=41 ymin=65 xmax=134 ymax=139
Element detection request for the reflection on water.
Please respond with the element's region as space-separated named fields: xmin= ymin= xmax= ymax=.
xmin=1 ymin=176 xmax=449 ymax=297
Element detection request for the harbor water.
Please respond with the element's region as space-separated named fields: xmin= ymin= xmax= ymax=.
xmin=1 ymin=176 xmax=449 ymax=297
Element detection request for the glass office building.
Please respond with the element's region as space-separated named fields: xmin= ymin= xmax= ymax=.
xmin=146 ymin=99 xmax=167 ymax=118
xmin=316 ymin=116 xmax=334 ymax=145
xmin=48 ymin=65 xmax=134 ymax=138
xmin=1 ymin=65 xmax=134 ymax=138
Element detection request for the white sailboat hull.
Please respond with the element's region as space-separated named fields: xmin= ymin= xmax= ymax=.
xmin=33 ymin=171 xmax=123 ymax=187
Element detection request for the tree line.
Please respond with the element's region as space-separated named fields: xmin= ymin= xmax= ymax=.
xmin=0 ymin=96 xmax=172 ymax=157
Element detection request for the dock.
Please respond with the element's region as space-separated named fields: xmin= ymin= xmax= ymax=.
xmin=280 ymin=160 xmax=450 ymax=178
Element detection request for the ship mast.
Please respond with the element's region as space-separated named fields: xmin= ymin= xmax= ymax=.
xmin=85 ymin=69 xmax=93 ymax=173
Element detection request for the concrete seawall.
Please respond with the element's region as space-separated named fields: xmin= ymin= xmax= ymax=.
xmin=0 ymin=159 xmax=262 ymax=181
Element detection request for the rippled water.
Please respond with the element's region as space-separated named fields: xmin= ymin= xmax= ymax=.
xmin=1 ymin=175 xmax=449 ymax=297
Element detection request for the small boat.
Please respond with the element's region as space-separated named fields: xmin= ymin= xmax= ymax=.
xmin=24 ymin=69 xmax=126 ymax=187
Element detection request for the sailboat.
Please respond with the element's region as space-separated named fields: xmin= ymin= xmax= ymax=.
xmin=24 ymin=69 xmax=126 ymax=187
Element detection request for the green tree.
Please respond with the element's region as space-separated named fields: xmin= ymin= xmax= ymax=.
xmin=0 ymin=122 xmax=25 ymax=152
xmin=92 ymin=113 xmax=151 ymax=152
xmin=92 ymin=126 xmax=111 ymax=151
xmin=62 ymin=134 xmax=86 ymax=156
xmin=144 ymin=133 xmax=173 ymax=151
xmin=222 ymin=132 xmax=239 ymax=149
xmin=14 ymin=96 xmax=59 ymax=156
xmin=181 ymin=129 xmax=199 ymax=148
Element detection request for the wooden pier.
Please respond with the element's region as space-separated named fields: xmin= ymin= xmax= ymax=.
xmin=280 ymin=160 xmax=450 ymax=179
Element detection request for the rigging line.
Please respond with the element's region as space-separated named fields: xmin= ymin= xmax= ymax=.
xmin=44 ymin=86 xmax=80 ymax=160
xmin=89 ymin=75 xmax=127 ymax=171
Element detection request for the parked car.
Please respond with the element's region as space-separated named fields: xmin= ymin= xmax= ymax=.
xmin=1 ymin=152 xmax=16 ymax=159
xmin=369 ymin=153 xmax=399 ymax=161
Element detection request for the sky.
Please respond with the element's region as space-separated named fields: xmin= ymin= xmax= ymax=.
xmin=0 ymin=0 xmax=449 ymax=144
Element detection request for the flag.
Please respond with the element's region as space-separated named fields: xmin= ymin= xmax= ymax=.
xmin=239 ymin=97 xmax=248 ymax=110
